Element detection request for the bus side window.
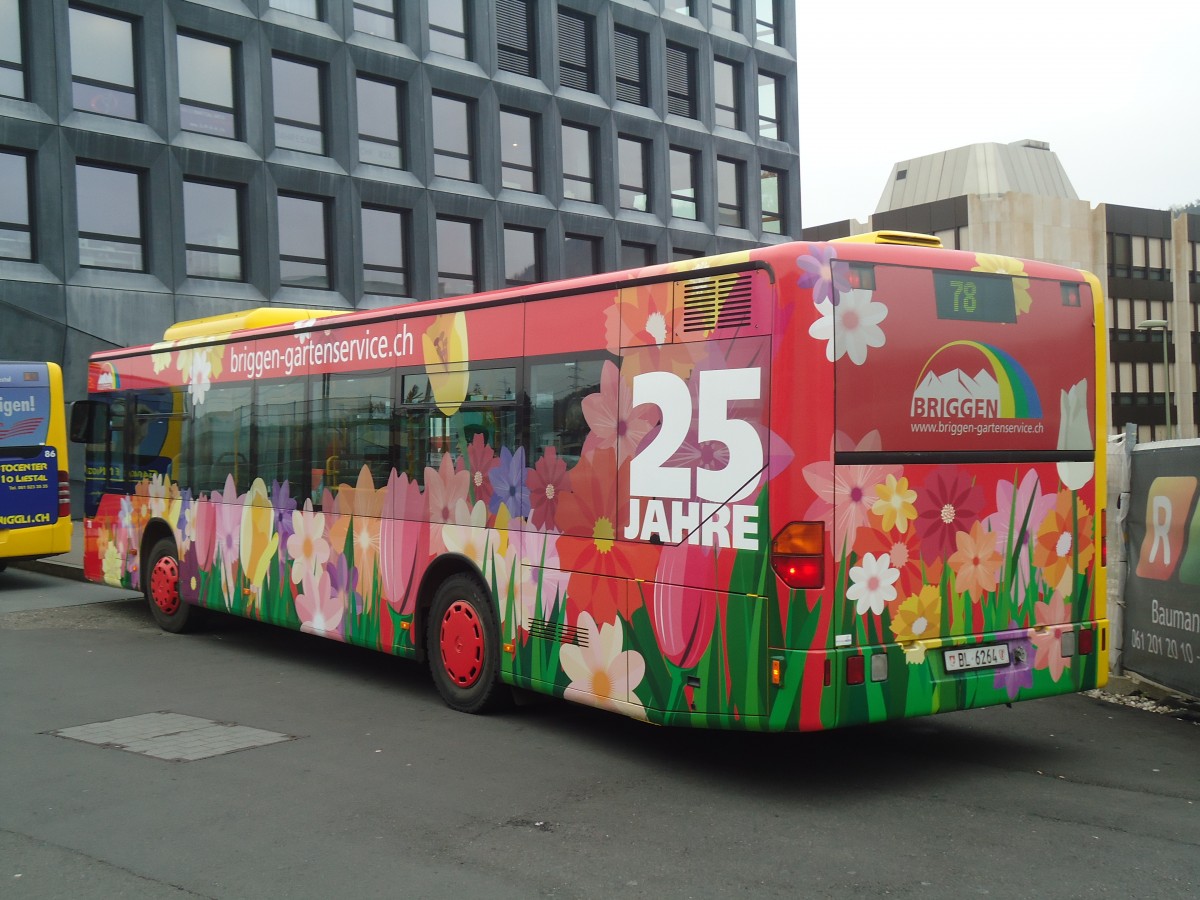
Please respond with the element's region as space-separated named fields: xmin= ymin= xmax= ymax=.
xmin=131 ymin=389 xmax=183 ymax=489
xmin=255 ymin=378 xmax=309 ymax=507
xmin=311 ymin=370 xmax=393 ymax=507
xmin=528 ymin=359 xmax=604 ymax=467
xmin=187 ymin=384 xmax=252 ymax=496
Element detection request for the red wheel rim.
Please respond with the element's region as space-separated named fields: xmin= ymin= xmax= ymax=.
xmin=439 ymin=599 xmax=484 ymax=688
xmin=150 ymin=555 xmax=180 ymax=615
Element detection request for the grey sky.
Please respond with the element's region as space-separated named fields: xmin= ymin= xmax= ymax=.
xmin=796 ymin=0 xmax=1200 ymax=227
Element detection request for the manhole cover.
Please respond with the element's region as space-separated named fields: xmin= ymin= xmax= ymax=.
xmin=50 ymin=712 xmax=294 ymax=761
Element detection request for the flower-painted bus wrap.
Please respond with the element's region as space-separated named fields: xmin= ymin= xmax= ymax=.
xmin=72 ymin=235 xmax=1108 ymax=731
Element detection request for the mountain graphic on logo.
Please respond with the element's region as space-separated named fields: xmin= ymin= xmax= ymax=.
xmin=913 ymin=368 xmax=1000 ymax=403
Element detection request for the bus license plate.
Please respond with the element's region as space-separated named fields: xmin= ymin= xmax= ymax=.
xmin=944 ymin=644 xmax=1010 ymax=672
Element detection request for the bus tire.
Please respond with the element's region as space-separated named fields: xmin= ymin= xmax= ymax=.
xmin=426 ymin=574 xmax=507 ymax=714
xmin=145 ymin=537 xmax=196 ymax=634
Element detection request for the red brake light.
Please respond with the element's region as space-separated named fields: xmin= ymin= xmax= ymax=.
xmin=846 ymin=655 xmax=865 ymax=685
xmin=1078 ymin=627 xmax=1094 ymax=656
xmin=771 ymin=522 xmax=825 ymax=590
xmin=58 ymin=470 xmax=71 ymax=519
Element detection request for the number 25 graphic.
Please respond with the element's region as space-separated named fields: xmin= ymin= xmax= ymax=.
xmin=629 ymin=367 xmax=763 ymax=503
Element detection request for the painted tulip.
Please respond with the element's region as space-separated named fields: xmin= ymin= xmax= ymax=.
xmin=651 ymin=542 xmax=717 ymax=669
xmin=239 ymin=477 xmax=279 ymax=604
xmin=1056 ymin=377 xmax=1094 ymax=490
xmin=379 ymin=469 xmax=428 ymax=616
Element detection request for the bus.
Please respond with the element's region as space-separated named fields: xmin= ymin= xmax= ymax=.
xmin=0 ymin=361 xmax=72 ymax=571
xmin=69 ymin=234 xmax=1108 ymax=730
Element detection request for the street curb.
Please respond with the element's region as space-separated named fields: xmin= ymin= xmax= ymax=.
xmin=11 ymin=558 xmax=89 ymax=584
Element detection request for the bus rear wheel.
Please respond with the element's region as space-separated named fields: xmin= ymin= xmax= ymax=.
xmin=145 ymin=538 xmax=197 ymax=634
xmin=426 ymin=574 xmax=506 ymax=714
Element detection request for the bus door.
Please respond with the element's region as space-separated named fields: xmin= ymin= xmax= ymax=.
xmin=618 ymin=270 xmax=775 ymax=719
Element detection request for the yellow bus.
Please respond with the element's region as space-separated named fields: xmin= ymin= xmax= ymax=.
xmin=0 ymin=361 xmax=72 ymax=571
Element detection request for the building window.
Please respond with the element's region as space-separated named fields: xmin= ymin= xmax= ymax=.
xmin=669 ymin=1 xmax=695 ymax=16
xmin=562 ymin=123 xmax=596 ymax=203
xmin=436 ymin=216 xmax=478 ymax=297
xmin=357 ymin=76 xmax=402 ymax=168
xmin=563 ymin=233 xmax=600 ymax=278
xmin=177 ymin=33 xmax=237 ymax=140
xmin=76 ymin=163 xmax=144 ymax=271
xmin=621 ymin=242 xmax=653 ymax=270
xmin=273 ymin=56 xmax=325 ymax=155
xmin=755 ymin=0 xmax=781 ymax=44
xmin=558 ymin=9 xmax=594 ymax=93
xmin=361 ymin=205 xmax=408 ymax=297
xmin=278 ymin=193 xmax=330 ymax=289
xmin=711 ymin=0 xmax=738 ymax=31
xmin=269 ymin=0 xmax=320 ymax=18
xmin=670 ymin=147 xmax=698 ymax=220
xmin=496 ymin=0 xmax=536 ymax=77
xmin=432 ymin=93 xmax=474 ymax=181
xmin=69 ymin=6 xmax=138 ymax=120
xmin=618 ymin=135 xmax=650 ymax=213
xmin=354 ymin=0 xmax=398 ymax=41
xmin=1 ymin=0 xmax=26 ymax=100
xmin=0 ymin=149 xmax=32 ymax=261
xmin=717 ymin=157 xmax=745 ymax=228
xmin=758 ymin=72 xmax=782 ymax=140
xmin=613 ymin=27 xmax=646 ymax=106
xmin=500 ymin=109 xmax=537 ymax=192
xmin=1109 ymin=233 xmax=1131 ymax=278
xmin=429 ymin=1 xmax=469 ymax=59
xmin=760 ymin=167 xmax=783 ymax=235
xmin=184 ymin=179 xmax=242 ymax=281
xmin=665 ymin=43 xmax=695 ymax=118
xmin=672 ymin=246 xmax=704 ymax=261
xmin=504 ymin=226 xmax=542 ymax=287
xmin=714 ymin=59 xmax=742 ymax=130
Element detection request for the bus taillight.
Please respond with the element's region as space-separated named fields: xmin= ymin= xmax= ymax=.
xmin=58 ymin=470 xmax=70 ymax=519
xmin=771 ymin=522 xmax=824 ymax=590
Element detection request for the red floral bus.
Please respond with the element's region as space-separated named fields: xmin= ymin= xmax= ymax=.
xmin=69 ymin=233 xmax=1108 ymax=730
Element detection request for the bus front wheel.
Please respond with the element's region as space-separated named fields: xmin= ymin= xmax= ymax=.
xmin=145 ymin=538 xmax=197 ymax=634
xmin=426 ymin=574 xmax=507 ymax=714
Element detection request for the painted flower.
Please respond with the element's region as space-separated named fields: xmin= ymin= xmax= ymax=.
xmin=517 ymin=530 xmax=569 ymax=628
xmin=854 ymin=517 xmax=929 ymax=598
xmin=422 ymin=312 xmax=469 ymax=416
xmin=889 ymin=584 xmax=942 ymax=643
xmin=808 ymin=289 xmax=888 ymax=365
xmin=983 ymin=470 xmax=1054 ymax=598
xmin=239 ymin=477 xmax=279 ymax=606
xmin=1034 ymin=489 xmax=1094 ymax=592
xmin=556 ymin=449 xmax=657 ymax=625
xmin=1031 ymin=580 xmax=1072 ymax=681
xmin=461 ymin=433 xmax=496 ymax=508
xmin=652 ymin=542 xmax=718 ymax=669
xmin=1057 ymin=378 xmax=1094 ymax=490
xmin=605 ymin=282 xmax=672 ymax=348
xmin=335 ymin=466 xmax=386 ymax=611
xmin=528 ymin=447 xmax=570 ymax=532
xmin=973 ymin=254 xmax=1032 ymax=315
xmin=270 ymin=479 xmax=298 ymax=559
xmin=488 ymin=445 xmax=531 ymax=519
xmin=211 ymin=474 xmax=243 ymax=605
xmin=379 ymin=469 xmax=428 ymax=617
xmin=846 ymin=552 xmax=900 ymax=617
xmin=426 ymin=452 xmax=470 ymax=525
xmin=560 ymin=612 xmax=646 ymax=719
xmin=440 ymin=499 xmax=495 ymax=569
xmin=287 ymin=499 xmax=330 ymax=586
xmin=805 ymin=457 xmax=901 ymax=546
xmin=914 ymin=466 xmax=983 ymax=563
xmin=948 ymin=521 xmax=1002 ymax=603
xmin=796 ymin=244 xmax=850 ymax=305
xmin=582 ymin=360 xmax=659 ymax=466
xmin=190 ymin=495 xmax=216 ymax=571
xmin=295 ymin=568 xmax=344 ymax=640
xmin=102 ymin=540 xmax=123 ymax=586
xmin=872 ymin=473 xmax=917 ymax=534
xmin=993 ymin=621 xmax=1034 ymax=699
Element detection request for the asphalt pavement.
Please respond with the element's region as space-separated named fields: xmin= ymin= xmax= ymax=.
xmin=3 ymin=526 xmax=1198 ymax=899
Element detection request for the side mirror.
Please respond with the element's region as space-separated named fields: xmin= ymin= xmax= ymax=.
xmin=70 ymin=399 xmax=109 ymax=444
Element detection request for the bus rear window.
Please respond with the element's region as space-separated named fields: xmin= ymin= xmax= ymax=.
xmin=0 ymin=368 xmax=51 ymax=449
xmin=831 ymin=261 xmax=1095 ymax=454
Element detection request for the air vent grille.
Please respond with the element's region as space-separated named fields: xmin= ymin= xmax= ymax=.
xmin=682 ymin=274 xmax=755 ymax=332
xmin=527 ymin=618 xmax=590 ymax=647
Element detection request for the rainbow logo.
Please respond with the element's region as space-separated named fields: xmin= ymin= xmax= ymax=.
xmin=914 ymin=340 xmax=1042 ymax=419
xmin=93 ymin=362 xmax=120 ymax=392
